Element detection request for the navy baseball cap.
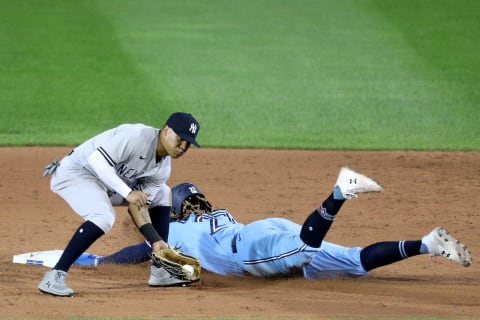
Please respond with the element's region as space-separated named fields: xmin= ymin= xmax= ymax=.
xmin=166 ymin=112 xmax=201 ymax=147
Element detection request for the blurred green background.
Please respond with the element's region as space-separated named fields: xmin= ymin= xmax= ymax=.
xmin=1 ymin=0 xmax=479 ymax=150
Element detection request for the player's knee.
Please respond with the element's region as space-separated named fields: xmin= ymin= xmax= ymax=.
xmin=300 ymin=228 xmax=322 ymax=248
xmin=300 ymin=211 xmax=324 ymax=248
xmin=90 ymin=213 xmax=116 ymax=233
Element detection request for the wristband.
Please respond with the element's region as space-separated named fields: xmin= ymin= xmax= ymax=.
xmin=139 ymin=223 xmax=162 ymax=244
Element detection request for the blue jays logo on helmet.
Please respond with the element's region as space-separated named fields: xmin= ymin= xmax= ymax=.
xmin=171 ymin=182 xmax=204 ymax=215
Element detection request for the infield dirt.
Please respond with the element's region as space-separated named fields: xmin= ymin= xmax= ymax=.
xmin=1 ymin=147 xmax=479 ymax=318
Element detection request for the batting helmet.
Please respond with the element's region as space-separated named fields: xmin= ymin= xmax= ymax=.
xmin=171 ymin=182 xmax=212 ymax=220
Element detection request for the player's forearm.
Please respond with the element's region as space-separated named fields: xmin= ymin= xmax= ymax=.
xmin=128 ymin=204 xmax=163 ymax=245
xmin=128 ymin=204 xmax=151 ymax=227
xmin=87 ymin=149 xmax=132 ymax=198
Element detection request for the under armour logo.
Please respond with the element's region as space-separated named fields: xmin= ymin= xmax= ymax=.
xmin=189 ymin=123 xmax=197 ymax=134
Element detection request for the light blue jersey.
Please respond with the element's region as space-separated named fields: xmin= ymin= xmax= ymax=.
xmin=168 ymin=209 xmax=368 ymax=278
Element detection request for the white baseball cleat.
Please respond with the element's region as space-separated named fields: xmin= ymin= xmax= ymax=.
xmin=148 ymin=264 xmax=197 ymax=287
xmin=422 ymin=227 xmax=472 ymax=267
xmin=38 ymin=269 xmax=74 ymax=297
xmin=335 ymin=167 xmax=383 ymax=199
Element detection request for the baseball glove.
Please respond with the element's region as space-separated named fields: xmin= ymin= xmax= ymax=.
xmin=149 ymin=248 xmax=201 ymax=282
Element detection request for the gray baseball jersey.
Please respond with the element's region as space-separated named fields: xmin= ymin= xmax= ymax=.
xmin=50 ymin=124 xmax=171 ymax=232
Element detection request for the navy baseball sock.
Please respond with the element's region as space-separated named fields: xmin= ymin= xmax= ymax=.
xmin=101 ymin=241 xmax=151 ymax=264
xmin=300 ymin=193 xmax=345 ymax=248
xmin=360 ymin=240 xmax=422 ymax=271
xmin=54 ymin=220 xmax=105 ymax=272
xmin=150 ymin=206 xmax=171 ymax=241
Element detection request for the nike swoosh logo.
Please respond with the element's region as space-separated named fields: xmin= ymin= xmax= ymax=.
xmin=139 ymin=156 xmax=147 ymax=160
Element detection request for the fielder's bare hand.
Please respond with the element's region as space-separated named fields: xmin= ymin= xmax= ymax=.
xmin=126 ymin=190 xmax=149 ymax=208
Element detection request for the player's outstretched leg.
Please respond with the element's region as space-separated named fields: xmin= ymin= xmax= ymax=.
xmin=99 ymin=241 xmax=151 ymax=265
xmin=360 ymin=227 xmax=472 ymax=271
xmin=300 ymin=167 xmax=382 ymax=247
xmin=421 ymin=227 xmax=472 ymax=267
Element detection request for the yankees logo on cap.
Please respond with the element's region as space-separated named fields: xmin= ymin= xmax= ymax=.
xmin=166 ymin=112 xmax=201 ymax=147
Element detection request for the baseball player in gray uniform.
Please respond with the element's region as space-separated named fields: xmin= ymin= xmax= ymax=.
xmin=38 ymin=112 xmax=201 ymax=296
xmin=93 ymin=167 xmax=471 ymax=279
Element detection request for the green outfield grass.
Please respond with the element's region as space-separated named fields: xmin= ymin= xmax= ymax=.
xmin=0 ymin=0 xmax=479 ymax=150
